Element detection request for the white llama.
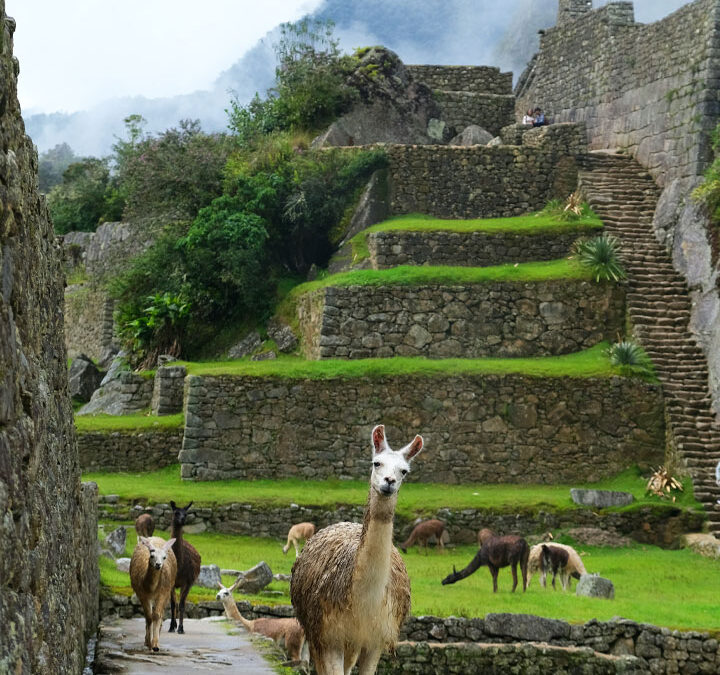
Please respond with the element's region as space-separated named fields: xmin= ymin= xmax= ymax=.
xmin=290 ymin=424 xmax=423 ymax=675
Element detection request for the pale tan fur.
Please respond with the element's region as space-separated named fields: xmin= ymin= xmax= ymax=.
xmin=134 ymin=513 xmax=155 ymax=538
xmin=528 ymin=542 xmax=586 ymax=590
xmin=290 ymin=425 xmax=423 ymax=675
xmin=216 ymin=580 xmax=308 ymax=662
xmin=401 ymin=519 xmax=447 ymax=553
xmin=129 ymin=536 xmax=177 ymax=651
xmin=283 ymin=522 xmax=316 ymax=556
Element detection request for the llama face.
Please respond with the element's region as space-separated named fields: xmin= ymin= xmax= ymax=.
xmin=140 ymin=537 xmax=175 ymax=570
xmin=216 ymin=583 xmax=233 ymax=602
xmin=170 ymin=500 xmax=193 ymax=527
xmin=370 ymin=425 xmax=423 ymax=497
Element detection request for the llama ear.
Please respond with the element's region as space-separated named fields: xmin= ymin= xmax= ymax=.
xmin=217 ymin=582 xmax=225 ymax=590
xmin=164 ymin=538 xmax=176 ymax=550
xmin=230 ymin=576 xmax=242 ymax=591
xmin=371 ymin=425 xmax=389 ymax=455
xmin=185 ymin=501 xmax=193 ymax=510
xmin=139 ymin=536 xmax=150 ymax=548
xmin=170 ymin=500 xmax=177 ymax=510
xmin=402 ymin=435 xmax=423 ymax=461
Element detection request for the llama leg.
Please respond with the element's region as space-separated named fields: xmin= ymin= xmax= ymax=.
xmin=551 ymin=569 xmax=558 ymax=589
xmin=150 ymin=606 xmax=162 ymax=651
xmin=319 ymin=647 xmax=344 ymax=675
xmin=510 ymin=562 xmax=518 ymax=592
xmin=489 ymin=564 xmax=499 ymax=592
xmin=356 ymin=647 xmax=382 ymax=675
xmin=539 ymin=569 xmax=547 ymax=588
xmin=294 ymin=540 xmax=300 ymax=557
xmin=169 ymin=588 xmax=177 ymax=632
xmin=140 ymin=598 xmax=154 ymax=649
xmin=343 ymin=648 xmax=360 ymax=674
xmin=177 ymin=585 xmax=191 ymax=633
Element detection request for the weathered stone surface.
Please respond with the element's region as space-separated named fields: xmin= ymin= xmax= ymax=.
xmin=576 ymin=574 xmax=615 ymax=599
xmin=335 ymin=170 xmax=389 ymax=248
xmin=267 ymin=319 xmax=298 ymax=353
xmin=484 ymin=613 xmax=571 ymax=642
xmin=227 ymin=331 xmax=262 ymax=359
xmin=78 ymin=371 xmax=153 ymax=416
xmin=313 ymin=47 xmax=447 ymax=148
xmin=298 ymin=281 xmax=625 ymax=359
xmin=681 ymin=533 xmax=720 ymax=559
xmin=151 ymin=364 xmax=186 ymax=415
xmin=251 ymin=351 xmax=277 ymax=361
xmin=180 ymin=373 xmax=664 ymax=484
xmin=571 ymin=489 xmax=635 ymax=509
xmin=566 ymin=527 xmax=633 ymax=548
xmin=85 ymin=221 xmax=155 ymax=281
xmin=449 ymin=125 xmax=494 ymax=146
xmin=104 ymin=527 xmax=127 ymax=557
xmin=196 ymin=564 xmax=222 ymax=588
xmin=234 ymin=561 xmax=273 ymax=595
xmin=0 ymin=6 xmax=98 ymax=671
xmin=78 ymin=428 xmax=183 ymax=472
xmin=69 ymin=353 xmax=102 ymax=402
xmin=115 ymin=558 xmax=131 ymax=574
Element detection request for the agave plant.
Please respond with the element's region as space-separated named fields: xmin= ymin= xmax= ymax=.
xmin=573 ymin=234 xmax=626 ymax=282
xmin=563 ymin=190 xmax=584 ymax=217
xmin=606 ymin=340 xmax=649 ymax=367
xmin=646 ymin=466 xmax=684 ymax=502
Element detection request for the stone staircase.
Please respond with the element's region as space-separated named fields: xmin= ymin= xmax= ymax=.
xmin=579 ymin=152 xmax=720 ymax=533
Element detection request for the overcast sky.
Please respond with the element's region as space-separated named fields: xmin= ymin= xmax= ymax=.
xmin=8 ymin=0 xmax=322 ymax=114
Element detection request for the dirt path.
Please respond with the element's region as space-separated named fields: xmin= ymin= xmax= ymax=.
xmin=93 ymin=616 xmax=279 ymax=673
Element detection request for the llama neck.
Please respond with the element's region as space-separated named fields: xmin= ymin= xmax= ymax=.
xmin=171 ymin=523 xmax=185 ymax=561
xmin=221 ymin=597 xmax=243 ymax=622
xmin=353 ymin=488 xmax=397 ymax=599
xmin=141 ymin=564 xmax=163 ymax=594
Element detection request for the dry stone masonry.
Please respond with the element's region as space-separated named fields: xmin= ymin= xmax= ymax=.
xmin=78 ymin=428 xmax=183 ymax=473
xmin=297 ymin=281 xmax=624 ymax=359
xmin=0 ymin=3 xmax=98 ymax=671
xmin=180 ymin=374 xmax=663 ymax=483
xmin=367 ymin=227 xmax=593 ymax=269
xmin=151 ymin=364 xmax=187 ymax=415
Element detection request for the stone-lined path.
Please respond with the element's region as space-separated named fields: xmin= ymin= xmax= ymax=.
xmin=579 ymin=152 xmax=720 ymax=533
xmin=93 ymin=617 xmax=278 ymax=673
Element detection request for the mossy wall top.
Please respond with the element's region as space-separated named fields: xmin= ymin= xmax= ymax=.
xmin=0 ymin=3 xmax=98 ymax=671
xmin=516 ymin=0 xmax=720 ymax=186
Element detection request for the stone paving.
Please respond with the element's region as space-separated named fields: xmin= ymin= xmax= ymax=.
xmin=93 ymin=617 xmax=279 ymax=674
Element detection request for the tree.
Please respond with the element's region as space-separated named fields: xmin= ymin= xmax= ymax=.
xmin=38 ymin=142 xmax=78 ymax=193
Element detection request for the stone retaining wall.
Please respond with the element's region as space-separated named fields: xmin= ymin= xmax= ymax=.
xmin=99 ymin=498 xmax=702 ymax=549
xmin=99 ymin=596 xmax=720 ymax=674
xmin=151 ymin=365 xmax=186 ymax=415
xmin=64 ymin=285 xmax=113 ymax=362
xmin=179 ymin=373 xmax=665 ymax=483
xmin=297 ymin=281 xmax=625 ymax=359
xmin=368 ymin=228 xmax=590 ymax=269
xmin=406 ymin=65 xmax=513 ymax=96
xmin=78 ymin=429 xmax=183 ymax=472
xmin=386 ymin=124 xmax=586 ymax=218
xmin=435 ymin=91 xmax=516 ymax=137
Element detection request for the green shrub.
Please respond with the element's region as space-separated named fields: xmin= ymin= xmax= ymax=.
xmin=573 ymin=234 xmax=626 ymax=281
xmin=543 ymin=195 xmax=595 ymax=222
xmin=693 ymin=123 xmax=720 ymax=221
xmin=606 ymin=340 xmax=655 ymax=378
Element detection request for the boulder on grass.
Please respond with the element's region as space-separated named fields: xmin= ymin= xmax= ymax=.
xmin=228 ymin=331 xmax=262 ymax=359
xmin=104 ymin=527 xmax=126 ymax=558
xmin=196 ymin=564 xmax=222 ymax=588
xmin=267 ymin=319 xmax=298 ymax=353
xmin=570 ymin=489 xmax=634 ymax=508
xmin=233 ymin=561 xmax=273 ymax=595
xmin=576 ymin=574 xmax=615 ymax=599
xmin=449 ymin=125 xmax=494 ymax=146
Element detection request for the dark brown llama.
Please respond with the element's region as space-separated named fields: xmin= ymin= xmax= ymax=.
xmin=169 ymin=500 xmax=201 ymax=634
xmin=134 ymin=513 xmax=155 ymax=538
xmin=442 ymin=531 xmax=529 ymax=592
xmin=400 ymin=519 xmax=447 ymax=554
xmin=541 ymin=544 xmax=570 ymax=590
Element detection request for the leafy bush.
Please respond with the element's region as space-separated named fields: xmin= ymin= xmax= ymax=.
xmin=693 ymin=123 xmax=720 ymax=220
xmin=573 ymin=234 xmax=626 ymax=281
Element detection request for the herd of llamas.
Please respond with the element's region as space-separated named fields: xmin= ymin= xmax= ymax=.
xmin=129 ymin=424 xmax=590 ymax=673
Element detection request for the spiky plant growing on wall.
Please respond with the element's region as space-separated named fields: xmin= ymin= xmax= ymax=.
xmin=573 ymin=234 xmax=626 ymax=282
xmin=606 ymin=340 xmax=655 ymax=379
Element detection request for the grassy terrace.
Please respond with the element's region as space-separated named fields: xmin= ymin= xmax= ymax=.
xmin=75 ymin=413 xmax=184 ymax=433
xmin=349 ymin=212 xmax=604 ymax=261
xmin=177 ymin=343 xmax=654 ymax=380
xmin=100 ymin=530 xmax=719 ymax=631
xmin=85 ymin=465 xmax=699 ymax=514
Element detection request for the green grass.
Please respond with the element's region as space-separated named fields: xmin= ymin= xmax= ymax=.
xmin=75 ymin=413 xmax=184 ymax=433
xmin=349 ymin=212 xmax=603 ymax=262
xmin=85 ymin=465 xmax=700 ymax=515
xmin=177 ymin=343 xmax=650 ymax=380
xmin=100 ymin=528 xmax=719 ymax=631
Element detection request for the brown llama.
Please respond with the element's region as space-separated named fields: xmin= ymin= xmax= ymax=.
xmin=528 ymin=542 xmax=586 ymax=590
xmin=168 ymin=500 xmax=201 ymax=634
xmin=283 ymin=522 xmax=316 ymax=557
xmin=216 ymin=579 xmax=309 ymax=663
xmin=134 ymin=513 xmax=155 ymax=538
xmin=400 ymin=519 xmax=447 ymax=554
xmin=290 ymin=424 xmax=424 ymax=675
xmin=540 ymin=544 xmax=569 ymax=589
xmin=442 ymin=530 xmax=529 ymax=592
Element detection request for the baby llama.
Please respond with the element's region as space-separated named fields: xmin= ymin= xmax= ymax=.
xmin=290 ymin=424 xmax=423 ymax=675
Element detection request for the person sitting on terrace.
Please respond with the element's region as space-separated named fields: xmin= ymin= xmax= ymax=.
xmin=522 ymin=108 xmax=535 ymax=125
xmin=533 ymin=107 xmax=547 ymax=127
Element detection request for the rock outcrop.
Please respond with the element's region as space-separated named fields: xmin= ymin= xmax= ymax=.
xmin=0 ymin=3 xmax=99 ymax=672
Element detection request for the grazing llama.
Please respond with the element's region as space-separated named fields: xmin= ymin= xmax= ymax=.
xmin=400 ymin=519 xmax=447 ymax=554
xmin=134 ymin=513 xmax=155 ymax=538
xmin=290 ymin=424 xmax=423 ymax=675
xmin=528 ymin=542 xmax=586 ymax=590
xmin=129 ymin=536 xmax=176 ymax=652
xmin=216 ymin=579 xmax=308 ymax=663
xmin=442 ymin=530 xmax=529 ymax=592
xmin=283 ymin=522 xmax=316 ymax=557
xmin=169 ymin=500 xmax=201 ymax=634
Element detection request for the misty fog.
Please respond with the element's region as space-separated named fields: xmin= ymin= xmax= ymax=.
xmin=26 ymin=0 xmax=691 ymax=157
